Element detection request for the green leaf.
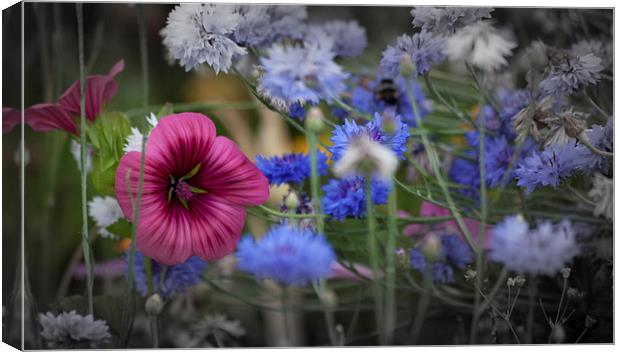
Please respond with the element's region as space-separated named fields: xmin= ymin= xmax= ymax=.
xmin=180 ymin=163 xmax=201 ymax=181
xmin=156 ymin=102 xmax=173 ymax=118
xmin=105 ymin=218 xmax=132 ymax=239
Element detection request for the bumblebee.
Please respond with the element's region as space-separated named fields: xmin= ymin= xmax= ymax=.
xmin=374 ymin=78 xmax=400 ymax=105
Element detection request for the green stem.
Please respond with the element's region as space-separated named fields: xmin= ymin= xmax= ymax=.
xmin=76 ymin=3 xmax=94 ymax=316
xmin=282 ymin=286 xmax=292 ymax=346
xmin=410 ymin=265 xmax=432 ymax=344
xmin=308 ymin=132 xmax=324 ymax=234
xmin=578 ymin=131 xmax=613 ymax=157
xmin=384 ymin=188 xmax=398 ymax=344
xmin=423 ymin=74 xmax=474 ymax=127
xmin=365 ymin=178 xmax=384 ymax=344
xmin=526 ymin=276 xmax=538 ymax=343
xmin=144 ymin=257 xmax=154 ymax=295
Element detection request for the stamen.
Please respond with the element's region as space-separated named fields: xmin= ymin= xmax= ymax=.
xmin=174 ymin=180 xmax=194 ymax=201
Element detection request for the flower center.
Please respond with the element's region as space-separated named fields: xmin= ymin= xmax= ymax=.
xmin=174 ymin=180 xmax=194 ymax=201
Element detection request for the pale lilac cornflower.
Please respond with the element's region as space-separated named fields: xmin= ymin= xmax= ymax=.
xmin=234 ymin=5 xmax=308 ymax=48
xmin=489 ymin=215 xmax=580 ymax=276
xmin=570 ymin=39 xmax=612 ymax=69
xmin=88 ymin=196 xmax=123 ymax=239
xmin=445 ymin=21 xmax=516 ymax=71
xmin=540 ymin=53 xmax=603 ymax=96
xmin=161 ymin=4 xmax=247 ymax=73
xmin=39 ymin=311 xmax=111 ymax=348
xmin=333 ymin=135 xmax=399 ymax=181
xmin=410 ymin=7 xmax=494 ymax=34
xmin=258 ymin=41 xmax=349 ymax=110
xmin=380 ymin=31 xmax=445 ymax=77
xmin=305 ymin=20 xmax=367 ymax=57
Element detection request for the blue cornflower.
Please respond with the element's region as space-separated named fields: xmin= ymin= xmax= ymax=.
xmin=236 ymin=224 xmax=335 ymax=286
xmin=288 ymin=102 xmax=307 ymax=119
xmin=449 ymin=154 xmax=480 ymax=197
xmin=256 ymin=152 xmax=328 ymax=186
xmin=161 ymin=4 xmax=247 ymax=73
xmin=128 ymin=251 xmax=208 ymax=299
xmin=258 ymin=41 xmax=349 ymax=109
xmin=304 ymin=20 xmax=367 ymax=57
xmin=322 ymin=176 xmax=390 ymax=220
xmin=409 ymin=249 xmax=455 ymax=284
xmin=489 ymin=215 xmax=580 ymax=276
xmin=330 ymin=113 xmax=410 ymax=161
xmin=380 ymin=31 xmax=445 ymax=78
xmin=497 ymin=89 xmax=531 ymax=137
xmin=571 ymin=120 xmax=613 ymax=173
xmin=540 ymin=53 xmax=603 ymax=96
xmin=514 ymin=144 xmax=574 ymax=194
xmin=440 ymin=234 xmax=474 ymax=269
xmin=410 ymin=7 xmax=494 ymax=34
xmin=484 ymin=136 xmax=516 ymax=187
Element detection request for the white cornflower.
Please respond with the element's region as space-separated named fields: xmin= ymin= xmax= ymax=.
xmin=88 ymin=196 xmax=123 ymax=238
xmin=70 ymin=140 xmax=93 ymax=172
xmin=445 ymin=21 xmax=516 ymax=71
xmin=588 ymin=173 xmax=613 ymax=220
xmin=161 ymin=4 xmax=247 ymax=73
xmin=39 ymin=310 xmax=111 ymax=348
xmin=334 ymin=135 xmax=399 ymax=181
xmin=123 ymin=113 xmax=159 ymax=154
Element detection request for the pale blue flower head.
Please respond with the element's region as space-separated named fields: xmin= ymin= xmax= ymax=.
xmin=258 ymin=41 xmax=349 ymax=109
xmin=514 ymin=144 xmax=573 ymax=194
xmin=489 ymin=215 xmax=580 ymax=276
xmin=540 ymin=53 xmax=604 ymax=96
xmin=305 ymin=20 xmax=367 ymax=57
xmin=161 ymin=4 xmax=247 ymax=73
xmin=380 ymin=31 xmax=445 ymax=77
xmin=236 ymin=224 xmax=335 ymax=286
xmin=234 ymin=5 xmax=308 ymax=48
xmin=410 ymin=7 xmax=493 ymax=34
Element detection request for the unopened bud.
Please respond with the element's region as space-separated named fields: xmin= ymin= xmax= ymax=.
xmin=567 ymin=288 xmax=583 ymax=300
xmin=561 ymin=267 xmax=571 ymax=279
xmin=319 ymin=289 xmax=338 ymax=309
xmin=395 ymin=248 xmax=410 ymax=269
xmin=585 ymin=315 xmax=597 ymax=328
xmin=399 ymin=54 xmax=416 ymax=77
xmin=145 ymin=293 xmax=165 ymax=316
xmin=550 ymin=324 xmax=565 ymax=343
xmin=305 ymin=107 xmax=325 ymax=133
xmin=284 ymin=191 xmax=300 ymax=211
xmin=514 ymin=276 xmax=526 ymax=287
xmin=380 ymin=112 xmax=397 ymax=135
xmin=422 ymin=233 xmax=442 ymax=262
xmin=562 ymin=114 xmax=587 ymax=138
xmin=464 ymin=269 xmax=477 ymax=281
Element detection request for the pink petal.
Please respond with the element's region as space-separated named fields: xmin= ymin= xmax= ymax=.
xmin=146 ymin=112 xmax=217 ymax=177
xmin=24 ymin=104 xmax=77 ymax=135
xmin=418 ymin=201 xmax=491 ymax=249
xmin=194 ymin=136 xmax=269 ymax=206
xmin=329 ymin=262 xmax=375 ymax=281
xmin=188 ymin=194 xmax=246 ymax=260
xmin=115 ymin=151 xmax=193 ymax=265
xmin=3 ymin=107 xmax=21 ymax=133
xmin=58 ymin=59 xmax=124 ymax=120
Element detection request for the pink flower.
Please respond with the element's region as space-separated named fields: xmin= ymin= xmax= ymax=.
xmin=2 ymin=107 xmax=21 ymax=133
xmin=329 ymin=261 xmax=376 ymax=281
xmin=115 ymin=113 xmax=270 ymax=265
xmin=402 ymin=201 xmax=491 ymax=248
xmin=6 ymin=59 xmax=124 ymax=135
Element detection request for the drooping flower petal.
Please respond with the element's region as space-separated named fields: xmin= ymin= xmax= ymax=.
xmin=2 ymin=107 xmax=21 ymax=133
xmin=58 ymin=59 xmax=124 ymax=120
xmin=25 ymin=103 xmax=77 ymax=135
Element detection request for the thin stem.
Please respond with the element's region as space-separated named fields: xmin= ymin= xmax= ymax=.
xmin=475 ymin=267 xmax=509 ymax=316
xmin=410 ymin=265 xmax=432 ymax=344
xmin=584 ymin=90 xmax=610 ymax=118
xmin=281 ymin=286 xmax=292 ymax=346
xmin=76 ymin=3 xmax=94 ymax=316
xmin=384 ymin=188 xmax=398 ymax=344
xmin=144 ymin=257 xmax=154 ymax=295
xmin=365 ymin=178 xmax=384 ymax=344
xmin=150 ymin=317 xmax=159 ymax=348
xmin=423 ymin=74 xmax=474 ymax=127
xmin=578 ymin=131 xmax=613 ymax=157
xmin=405 ymin=78 xmax=479 ymax=254
xmin=526 ymin=277 xmax=538 ymax=343
xmin=308 ymin=132 xmax=324 ymax=234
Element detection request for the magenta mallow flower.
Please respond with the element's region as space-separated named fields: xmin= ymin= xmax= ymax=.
xmin=8 ymin=60 xmax=124 ymax=135
xmin=2 ymin=107 xmax=20 ymax=133
xmin=114 ymin=112 xmax=269 ymax=265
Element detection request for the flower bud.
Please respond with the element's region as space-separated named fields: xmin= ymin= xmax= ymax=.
xmin=561 ymin=267 xmax=571 ymax=279
xmin=567 ymin=287 xmax=583 ymax=300
xmin=514 ymin=276 xmax=526 ymax=287
xmin=550 ymin=324 xmax=565 ymax=343
xmin=284 ymin=191 xmax=300 ymax=211
xmin=319 ymin=289 xmax=338 ymax=309
xmin=399 ymin=54 xmax=416 ymax=77
xmin=507 ymin=277 xmax=515 ymax=287
xmin=380 ymin=112 xmax=397 ymax=135
xmin=422 ymin=233 xmax=442 ymax=262
xmin=305 ymin=107 xmax=325 ymax=133
xmin=145 ymin=293 xmax=165 ymax=316
xmin=562 ymin=113 xmax=587 ymax=138
xmin=395 ymin=248 xmax=410 ymax=269
xmin=585 ymin=315 xmax=597 ymax=328
xmin=464 ymin=269 xmax=477 ymax=281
